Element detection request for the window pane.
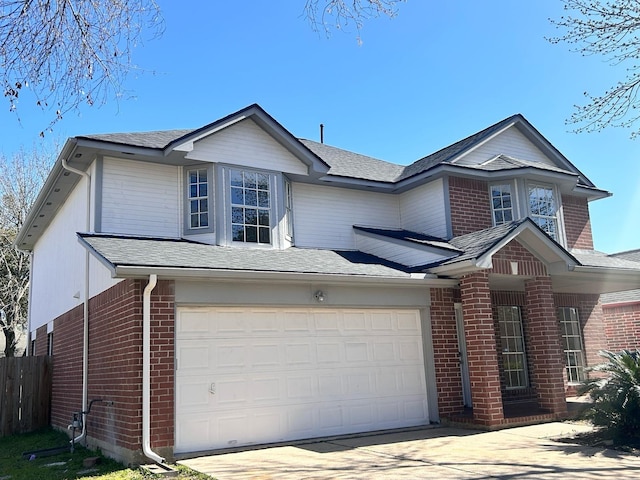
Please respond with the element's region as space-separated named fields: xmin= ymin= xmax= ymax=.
xmin=246 ymin=226 xmax=257 ymax=242
xmin=232 ymin=224 xmax=244 ymax=242
xmin=190 ymin=215 xmax=198 ymax=228
xmin=244 ymin=171 xmax=257 ymax=189
xmin=257 ymin=173 xmax=269 ymax=190
xmin=258 ymin=191 xmax=269 ymax=208
xmin=245 ymin=190 xmax=257 ymax=206
xmin=259 ymin=227 xmax=270 ymax=244
xmin=229 ymin=169 xmax=272 ymax=244
xmin=232 ymin=207 xmax=244 ymax=224
xmin=200 ymin=213 xmax=208 ymax=227
xmin=189 ymin=171 xmax=198 ymax=184
xmin=504 ymin=210 xmax=513 ymax=221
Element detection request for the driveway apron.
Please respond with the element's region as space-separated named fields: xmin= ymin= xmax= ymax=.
xmin=179 ymin=422 xmax=640 ymax=479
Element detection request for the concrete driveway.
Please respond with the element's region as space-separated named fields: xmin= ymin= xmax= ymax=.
xmin=179 ymin=422 xmax=640 ymax=479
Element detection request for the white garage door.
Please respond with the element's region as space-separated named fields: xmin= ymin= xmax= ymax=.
xmin=174 ymin=307 xmax=429 ymax=453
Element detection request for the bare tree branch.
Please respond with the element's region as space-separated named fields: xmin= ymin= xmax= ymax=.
xmin=0 ymin=144 xmax=54 ymax=356
xmin=303 ymin=0 xmax=405 ymax=42
xmin=0 ymin=0 xmax=164 ymax=136
xmin=549 ymin=0 xmax=640 ymax=136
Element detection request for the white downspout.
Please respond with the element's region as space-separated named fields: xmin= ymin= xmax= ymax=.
xmin=142 ymin=274 xmax=165 ymax=464
xmin=61 ymin=158 xmax=90 ymax=445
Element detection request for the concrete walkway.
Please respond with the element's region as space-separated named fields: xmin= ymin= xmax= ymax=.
xmin=180 ymin=422 xmax=640 ymax=479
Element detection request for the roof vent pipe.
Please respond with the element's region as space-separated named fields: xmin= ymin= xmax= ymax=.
xmin=320 ymin=123 xmax=324 ymax=144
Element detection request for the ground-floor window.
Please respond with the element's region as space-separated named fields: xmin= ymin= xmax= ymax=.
xmin=497 ymin=306 xmax=529 ymax=388
xmin=557 ymin=307 xmax=586 ymax=383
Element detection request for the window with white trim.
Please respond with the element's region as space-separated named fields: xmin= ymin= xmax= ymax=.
xmin=284 ymin=177 xmax=293 ymax=240
xmin=498 ymin=306 xmax=529 ymax=389
xmin=490 ymin=184 xmax=513 ymax=226
xmin=528 ymin=183 xmax=558 ymax=241
xmin=230 ymin=168 xmax=272 ymax=244
xmin=558 ymin=307 xmax=586 ymax=383
xmin=185 ymin=167 xmax=213 ymax=234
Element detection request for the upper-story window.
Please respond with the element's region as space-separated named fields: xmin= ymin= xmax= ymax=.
xmin=528 ymin=183 xmax=558 ymax=241
xmin=490 ymin=184 xmax=513 ymax=226
xmin=230 ymin=168 xmax=272 ymax=244
xmin=184 ymin=166 xmax=214 ymax=235
xmin=284 ymin=177 xmax=294 ymax=240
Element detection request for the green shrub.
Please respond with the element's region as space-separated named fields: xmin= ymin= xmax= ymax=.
xmin=579 ymin=350 xmax=640 ymax=441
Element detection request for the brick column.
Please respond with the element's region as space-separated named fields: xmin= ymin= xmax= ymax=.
xmin=460 ymin=271 xmax=504 ymax=425
xmin=524 ymin=277 xmax=567 ymax=416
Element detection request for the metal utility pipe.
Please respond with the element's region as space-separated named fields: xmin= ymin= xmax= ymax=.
xmin=142 ymin=274 xmax=165 ymax=464
xmin=61 ymin=158 xmax=91 ymax=445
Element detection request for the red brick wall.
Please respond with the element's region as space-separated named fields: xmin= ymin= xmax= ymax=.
xmin=50 ymin=304 xmax=84 ymax=432
xmin=449 ymin=177 xmax=493 ymax=237
xmin=491 ymin=240 xmax=548 ymax=277
xmin=602 ymin=302 xmax=640 ymax=351
xmin=460 ymin=271 xmax=504 ymax=424
xmin=34 ymin=324 xmax=49 ymax=356
xmin=524 ymin=277 xmax=566 ymax=415
xmin=429 ymin=288 xmax=463 ymax=417
xmin=562 ymin=195 xmax=593 ymax=250
xmin=50 ymin=279 xmax=175 ymax=456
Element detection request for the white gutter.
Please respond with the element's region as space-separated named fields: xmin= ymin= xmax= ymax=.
xmin=142 ymin=274 xmax=165 ymax=464
xmin=61 ymin=158 xmax=90 ymax=445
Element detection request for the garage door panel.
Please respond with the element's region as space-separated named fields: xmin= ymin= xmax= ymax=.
xmin=175 ymin=307 xmax=430 ymax=453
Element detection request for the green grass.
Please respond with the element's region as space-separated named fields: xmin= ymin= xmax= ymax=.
xmin=0 ymin=428 xmax=212 ymax=479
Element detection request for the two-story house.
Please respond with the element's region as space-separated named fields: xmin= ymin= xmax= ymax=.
xmin=18 ymin=104 xmax=640 ymax=464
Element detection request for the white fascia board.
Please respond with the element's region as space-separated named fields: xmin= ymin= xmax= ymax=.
xmin=112 ymin=265 xmax=458 ymax=287
xmin=428 ymin=260 xmax=481 ymax=276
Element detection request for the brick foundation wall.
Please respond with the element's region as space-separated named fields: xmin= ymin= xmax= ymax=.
xmin=49 ymin=279 xmax=175 ymax=460
xmin=34 ymin=324 xmax=49 ymax=356
xmin=449 ymin=177 xmax=493 ymax=237
xmin=561 ymin=195 xmax=593 ymax=250
xmin=602 ymin=302 xmax=640 ymax=351
xmin=429 ymin=288 xmax=463 ymax=417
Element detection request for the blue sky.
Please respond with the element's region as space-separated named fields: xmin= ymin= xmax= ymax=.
xmin=3 ymin=1 xmax=639 ymax=253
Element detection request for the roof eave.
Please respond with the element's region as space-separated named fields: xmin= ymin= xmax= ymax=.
xmin=111 ymin=264 xmax=458 ymax=286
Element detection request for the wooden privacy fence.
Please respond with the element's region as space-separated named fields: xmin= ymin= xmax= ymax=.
xmin=0 ymin=356 xmax=52 ymax=436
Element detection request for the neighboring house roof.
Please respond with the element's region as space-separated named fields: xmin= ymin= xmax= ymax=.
xmin=599 ymin=249 xmax=640 ymax=305
xmin=78 ymin=233 xmax=444 ymax=282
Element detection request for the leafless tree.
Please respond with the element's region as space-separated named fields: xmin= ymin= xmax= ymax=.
xmin=304 ymin=0 xmax=405 ymax=42
xmin=0 ymin=145 xmax=54 ymax=356
xmin=550 ymin=0 xmax=640 ymax=136
xmin=0 ymin=0 xmax=163 ymax=136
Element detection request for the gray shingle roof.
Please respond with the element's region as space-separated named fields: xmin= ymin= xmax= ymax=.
xmin=442 ymin=220 xmax=529 ymax=265
xmin=353 ymin=226 xmax=461 ymax=253
xmin=79 ymin=234 xmax=414 ymax=278
xmin=299 ymin=139 xmax=404 ymax=182
xmin=596 ymin=249 xmax=640 ymax=304
xmin=79 ymin=129 xmax=194 ymax=149
xmin=571 ymin=250 xmax=640 ymax=270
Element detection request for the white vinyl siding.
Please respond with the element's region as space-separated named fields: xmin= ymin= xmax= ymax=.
xmin=101 ymin=157 xmax=180 ymax=237
xmin=186 ymin=118 xmax=309 ymax=176
xmin=30 ymin=170 xmax=120 ymax=331
xmin=456 ymin=126 xmax=556 ymax=167
xmin=399 ymin=179 xmax=448 ymax=239
xmin=292 ymin=183 xmax=401 ymax=250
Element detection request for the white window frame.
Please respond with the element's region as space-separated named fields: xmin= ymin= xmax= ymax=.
xmin=497 ymin=306 xmax=529 ymax=389
xmin=184 ymin=165 xmax=214 ymax=235
xmin=527 ymin=182 xmax=559 ymax=241
xmin=558 ymin=307 xmax=587 ymax=384
xmin=490 ymin=182 xmax=516 ymax=226
xmin=284 ymin=176 xmax=294 ymax=241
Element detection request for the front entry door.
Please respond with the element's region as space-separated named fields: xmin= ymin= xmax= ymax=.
xmin=455 ymin=304 xmax=472 ymax=408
